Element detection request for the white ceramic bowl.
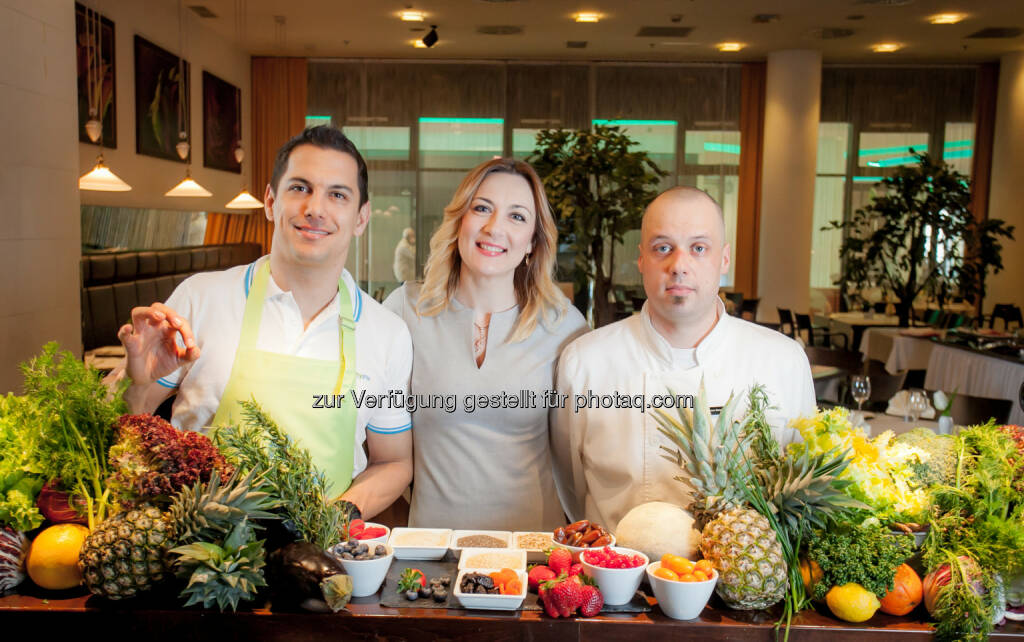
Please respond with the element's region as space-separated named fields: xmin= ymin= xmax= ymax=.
xmin=511 ymin=531 xmax=555 ymax=563
xmin=454 ymin=568 xmax=527 ymax=610
xmin=646 ymin=561 xmax=718 ymax=620
xmin=457 ymin=547 xmax=526 ymax=571
xmin=348 ymin=522 xmax=390 ymax=547
xmin=579 ymin=545 xmax=648 ymax=606
xmin=450 ymin=530 xmax=512 ymax=558
xmin=336 ymin=545 xmax=394 ymax=597
xmin=388 ymin=527 xmax=452 ymax=560
xmin=560 ymin=533 xmax=616 ymax=563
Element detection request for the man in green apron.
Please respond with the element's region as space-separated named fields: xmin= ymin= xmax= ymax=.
xmin=106 ymin=127 xmax=414 ymax=521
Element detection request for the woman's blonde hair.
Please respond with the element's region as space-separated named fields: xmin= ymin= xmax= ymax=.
xmin=416 ymin=157 xmax=568 ymax=342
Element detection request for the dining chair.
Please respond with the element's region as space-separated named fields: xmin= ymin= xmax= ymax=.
xmin=988 ymin=304 xmax=1023 ymax=331
xmin=741 ymin=298 xmax=760 ymax=321
xmin=795 ymin=312 xmax=849 ymax=349
xmin=865 ymin=359 xmax=909 ymax=411
xmin=777 ymin=308 xmax=796 ymax=338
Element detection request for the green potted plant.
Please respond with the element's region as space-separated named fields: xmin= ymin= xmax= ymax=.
xmin=828 ymin=151 xmax=1013 ymax=327
xmin=529 ymin=125 xmax=667 ymax=327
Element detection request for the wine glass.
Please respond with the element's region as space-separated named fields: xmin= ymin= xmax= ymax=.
xmin=851 ymin=375 xmax=871 ymax=413
xmin=908 ymin=389 xmax=928 ymax=424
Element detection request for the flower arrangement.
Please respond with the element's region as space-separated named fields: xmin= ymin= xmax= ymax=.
xmin=788 ymin=407 xmax=931 ymax=525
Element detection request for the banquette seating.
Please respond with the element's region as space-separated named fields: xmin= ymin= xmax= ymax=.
xmin=81 ymin=243 xmax=262 ymax=351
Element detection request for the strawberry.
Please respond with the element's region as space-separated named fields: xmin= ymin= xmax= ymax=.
xmin=547 ymin=576 xmax=584 ymax=617
xmin=578 ymin=584 xmax=603 ymax=617
xmin=528 ymin=565 xmax=557 ymax=592
xmin=538 ymin=584 xmax=560 ymax=618
xmin=547 ymin=547 xmax=573 ymax=577
xmin=568 ymin=563 xmax=583 ymax=577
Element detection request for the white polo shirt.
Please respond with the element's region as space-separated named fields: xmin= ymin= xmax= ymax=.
xmin=160 ymin=256 xmax=413 ymax=478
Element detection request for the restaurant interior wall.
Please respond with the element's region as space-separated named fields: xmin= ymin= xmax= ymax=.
xmin=0 ymin=0 xmax=81 ymax=393
xmin=75 ymin=0 xmax=251 ymax=216
xmin=306 ymin=60 xmax=741 ymax=301
xmin=809 ymin=65 xmax=979 ymax=315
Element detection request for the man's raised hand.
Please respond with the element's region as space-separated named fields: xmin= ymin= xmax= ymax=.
xmin=117 ymin=302 xmax=200 ymax=386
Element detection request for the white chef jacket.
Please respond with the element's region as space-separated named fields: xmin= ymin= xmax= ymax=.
xmin=551 ymin=300 xmax=816 ymax=530
xmin=159 ymin=256 xmax=413 ymax=478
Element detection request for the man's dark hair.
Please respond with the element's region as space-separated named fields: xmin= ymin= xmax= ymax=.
xmin=268 ymin=125 xmax=369 ymax=207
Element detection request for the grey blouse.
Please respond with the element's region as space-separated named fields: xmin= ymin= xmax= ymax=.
xmin=383 ymin=283 xmax=588 ymax=530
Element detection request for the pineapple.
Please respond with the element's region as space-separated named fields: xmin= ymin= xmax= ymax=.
xmin=655 ymin=383 xmax=861 ymax=611
xmin=170 ymin=518 xmax=268 ymax=612
xmin=79 ymin=470 xmax=278 ymax=600
xmin=654 ymin=386 xmax=787 ymax=610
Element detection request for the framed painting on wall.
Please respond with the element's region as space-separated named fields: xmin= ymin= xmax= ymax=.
xmin=202 ymin=71 xmax=242 ymax=173
xmin=75 ymin=2 xmax=116 ymax=147
xmin=134 ymin=35 xmax=189 ymax=162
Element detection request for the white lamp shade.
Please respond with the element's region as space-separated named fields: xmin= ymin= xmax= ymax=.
xmin=165 ymin=175 xmax=212 ymax=197
xmin=79 ymin=160 xmax=131 ymax=191
xmin=224 ymin=189 xmax=264 ymax=209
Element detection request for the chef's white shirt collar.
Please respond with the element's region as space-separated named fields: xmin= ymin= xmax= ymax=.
xmin=638 ymin=297 xmax=731 ymax=369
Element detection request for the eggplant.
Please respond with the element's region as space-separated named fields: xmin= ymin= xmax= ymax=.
xmin=266 ymin=541 xmax=353 ymax=612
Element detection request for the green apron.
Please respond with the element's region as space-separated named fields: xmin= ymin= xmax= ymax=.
xmin=212 ymin=261 xmax=358 ymax=497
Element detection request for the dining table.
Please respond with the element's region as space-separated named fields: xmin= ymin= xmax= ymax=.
xmin=822 ymin=312 xmax=904 ymax=349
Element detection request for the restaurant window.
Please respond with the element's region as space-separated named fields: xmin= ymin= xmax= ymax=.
xmin=810 ymin=123 xmax=851 ymax=290
xmin=681 ymin=129 xmax=740 ymax=288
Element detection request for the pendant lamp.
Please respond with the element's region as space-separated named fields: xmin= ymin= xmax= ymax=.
xmin=166 ymin=0 xmax=210 ymax=198
xmin=79 ymin=4 xmax=131 ymax=191
xmin=224 ymin=0 xmax=262 ymax=210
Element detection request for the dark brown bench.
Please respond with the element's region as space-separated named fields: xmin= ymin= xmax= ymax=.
xmin=81 ymin=243 xmax=262 ymax=351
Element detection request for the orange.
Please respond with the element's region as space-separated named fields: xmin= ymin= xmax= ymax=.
xmin=879 ymin=564 xmax=923 ymax=616
xmin=800 ymin=558 xmax=824 ymax=598
xmin=653 ymin=566 xmax=680 ymax=581
xmin=27 ymin=523 xmax=89 ymax=590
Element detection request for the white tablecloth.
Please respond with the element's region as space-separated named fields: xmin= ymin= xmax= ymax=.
xmin=924 ymin=343 xmax=1024 ymax=425
xmin=863 ymin=413 xmax=939 ymax=437
xmin=859 ymin=328 xmax=940 ymax=374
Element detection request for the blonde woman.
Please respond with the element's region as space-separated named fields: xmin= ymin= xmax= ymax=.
xmin=383 ymin=158 xmax=588 ymax=530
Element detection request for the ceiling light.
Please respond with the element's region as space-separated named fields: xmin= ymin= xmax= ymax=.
xmin=411 ymin=39 xmax=427 ymax=48
xmin=165 ymin=169 xmax=212 ymax=197
xmin=400 ymin=9 xmax=425 ymax=22
xmin=574 ymin=12 xmax=601 ymax=23
xmin=225 ymin=189 xmax=263 ymax=209
xmin=929 ymin=12 xmax=966 ymax=24
xmin=871 ymin=42 xmax=903 ymax=52
xmin=716 ymin=42 xmax=745 ymax=52
xmin=79 ymin=155 xmax=131 ymax=191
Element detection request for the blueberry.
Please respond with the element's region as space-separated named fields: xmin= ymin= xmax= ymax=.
xmin=405 ymin=590 xmax=419 ymax=601
xmin=433 ymin=589 xmax=447 ymax=602
xmin=419 ymin=585 xmax=433 ymax=598
xmin=375 ymin=545 xmax=387 ymax=556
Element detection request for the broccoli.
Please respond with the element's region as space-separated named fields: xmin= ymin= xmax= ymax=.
xmin=894 ymin=427 xmax=957 ymax=488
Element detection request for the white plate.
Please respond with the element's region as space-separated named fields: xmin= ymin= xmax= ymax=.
xmin=450 ymin=530 xmax=512 ymax=557
xmin=511 ymin=531 xmax=554 ymax=563
xmin=457 ymin=547 xmax=526 ymax=571
xmin=454 ymin=568 xmax=527 ymax=610
xmin=387 ymin=527 xmax=452 ymax=560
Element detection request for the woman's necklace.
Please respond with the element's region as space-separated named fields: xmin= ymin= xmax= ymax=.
xmin=473 ymin=313 xmax=491 ymax=366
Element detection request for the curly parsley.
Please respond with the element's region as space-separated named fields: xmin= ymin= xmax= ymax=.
xmin=808 ymin=525 xmax=915 ymax=601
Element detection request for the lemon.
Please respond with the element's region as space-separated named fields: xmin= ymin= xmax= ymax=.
xmin=826 ymin=583 xmax=882 ymax=623
xmin=26 ymin=523 xmax=90 ymax=590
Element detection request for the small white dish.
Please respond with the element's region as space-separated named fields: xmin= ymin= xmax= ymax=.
xmin=345 ymin=522 xmax=390 ymax=547
xmin=457 ymin=548 xmax=526 ymax=571
xmin=512 ymin=531 xmax=555 ymax=563
xmin=336 ymin=545 xmax=394 ymax=597
xmin=450 ymin=530 xmax=512 ymax=557
xmin=579 ymin=546 xmax=648 ymax=606
xmin=388 ymin=527 xmax=452 ymax=560
xmin=454 ymin=568 xmax=527 ymax=610
xmin=646 ymin=561 xmax=718 ymax=620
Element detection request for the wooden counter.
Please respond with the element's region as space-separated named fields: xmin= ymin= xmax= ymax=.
xmin=4 ymin=588 xmax=1024 ymax=641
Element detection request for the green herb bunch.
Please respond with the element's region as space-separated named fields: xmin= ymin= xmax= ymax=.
xmin=922 ymin=421 xmax=1024 ymax=641
xmin=0 ymin=393 xmax=46 ymax=531
xmin=21 ymin=342 xmax=127 ymax=529
xmin=807 ymin=525 xmax=914 ymax=601
xmin=212 ymin=399 xmax=349 ymax=549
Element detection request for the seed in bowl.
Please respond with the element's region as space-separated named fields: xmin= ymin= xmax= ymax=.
xmin=456 ymin=534 xmax=506 ymax=548
xmin=515 ymin=533 xmax=552 ymax=550
xmin=463 ymin=551 xmax=522 ymax=569
xmin=392 ymin=530 xmax=448 ymax=547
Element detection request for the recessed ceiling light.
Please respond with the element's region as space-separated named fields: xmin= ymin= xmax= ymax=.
xmin=716 ymin=42 xmax=745 ymax=52
xmin=929 ymin=12 xmax=967 ymax=24
xmin=872 ymin=42 xmax=903 ymax=52
xmin=400 ymin=10 xmax=425 ymax=22
xmin=574 ymin=12 xmax=601 ymax=23
xmin=411 ymin=39 xmax=427 ymax=48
